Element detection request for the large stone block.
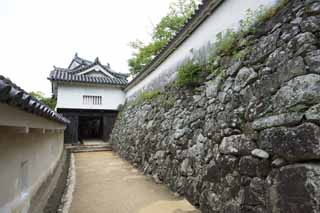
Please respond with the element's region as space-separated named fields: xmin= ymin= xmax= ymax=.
xmin=267 ymin=164 xmax=320 ymax=213
xmin=272 ymin=74 xmax=320 ymax=111
xmin=252 ymin=113 xmax=304 ymax=130
xmin=233 ymin=67 xmax=258 ymax=92
xmin=242 ymin=177 xmax=266 ymax=207
xmin=249 ymin=30 xmax=280 ymax=63
xmin=260 ymin=123 xmax=320 ymax=161
xmin=219 ymin=135 xmax=256 ymax=156
xmin=301 ymin=15 xmax=320 ymax=32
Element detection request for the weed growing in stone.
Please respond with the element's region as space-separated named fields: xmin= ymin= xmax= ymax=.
xmin=130 ymin=89 xmax=162 ymax=106
xmin=139 ymin=89 xmax=161 ymax=101
xmin=214 ymin=29 xmax=238 ymax=56
xmin=160 ymin=95 xmax=176 ymax=110
xmin=256 ymin=0 xmax=289 ymax=24
xmin=176 ymin=60 xmax=203 ymax=87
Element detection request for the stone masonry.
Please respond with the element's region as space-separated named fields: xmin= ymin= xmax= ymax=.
xmin=111 ymin=0 xmax=320 ymax=212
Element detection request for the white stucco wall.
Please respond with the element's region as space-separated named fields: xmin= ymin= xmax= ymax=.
xmin=125 ymin=0 xmax=276 ymax=98
xmin=0 ymin=104 xmax=65 ymax=213
xmin=56 ymin=83 xmax=125 ymax=110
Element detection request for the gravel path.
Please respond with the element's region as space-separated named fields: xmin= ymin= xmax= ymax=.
xmin=69 ymin=152 xmax=199 ymax=213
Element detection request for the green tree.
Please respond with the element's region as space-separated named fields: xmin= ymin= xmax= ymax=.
xmin=128 ymin=0 xmax=199 ymax=76
xmin=29 ymin=91 xmax=57 ymax=110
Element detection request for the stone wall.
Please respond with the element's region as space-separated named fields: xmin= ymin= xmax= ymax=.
xmin=111 ymin=0 xmax=320 ymax=212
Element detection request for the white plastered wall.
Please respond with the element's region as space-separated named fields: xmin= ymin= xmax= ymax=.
xmin=125 ymin=0 xmax=276 ymax=98
xmin=0 ymin=103 xmax=65 ymax=213
xmin=56 ymin=83 xmax=125 ymax=110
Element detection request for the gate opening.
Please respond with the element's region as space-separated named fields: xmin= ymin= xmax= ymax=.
xmin=78 ymin=116 xmax=103 ymax=142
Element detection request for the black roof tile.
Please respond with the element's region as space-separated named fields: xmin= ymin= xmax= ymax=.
xmin=50 ymin=55 xmax=128 ymax=86
xmin=49 ymin=69 xmax=128 ymax=86
xmin=0 ymin=75 xmax=69 ymax=124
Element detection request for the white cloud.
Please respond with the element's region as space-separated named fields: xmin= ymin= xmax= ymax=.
xmin=0 ymin=0 xmax=173 ymax=95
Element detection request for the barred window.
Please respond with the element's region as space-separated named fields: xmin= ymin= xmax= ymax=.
xmin=83 ymin=95 xmax=102 ymax=105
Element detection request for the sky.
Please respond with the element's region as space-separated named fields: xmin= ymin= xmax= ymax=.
xmin=0 ymin=0 xmax=173 ymax=96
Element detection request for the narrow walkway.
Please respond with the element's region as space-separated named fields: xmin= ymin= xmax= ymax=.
xmin=69 ymin=152 xmax=199 ymax=213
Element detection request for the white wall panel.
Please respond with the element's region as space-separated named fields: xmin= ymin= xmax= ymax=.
xmin=57 ymin=84 xmax=125 ymax=110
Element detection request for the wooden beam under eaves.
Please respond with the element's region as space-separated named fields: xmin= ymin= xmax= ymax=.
xmin=0 ymin=126 xmax=30 ymax=134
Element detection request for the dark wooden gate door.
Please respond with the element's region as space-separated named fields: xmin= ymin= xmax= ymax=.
xmin=79 ymin=116 xmax=102 ymax=140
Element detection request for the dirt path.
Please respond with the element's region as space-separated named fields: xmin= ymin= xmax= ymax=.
xmin=69 ymin=152 xmax=199 ymax=213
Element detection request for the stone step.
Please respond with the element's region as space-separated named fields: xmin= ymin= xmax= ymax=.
xmin=82 ymin=141 xmax=110 ymax=146
xmin=82 ymin=143 xmax=111 ymax=147
xmin=65 ymin=143 xmax=112 ymax=153
xmin=71 ymin=147 xmax=113 ymax=153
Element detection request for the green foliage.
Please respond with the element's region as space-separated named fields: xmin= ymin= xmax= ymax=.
xmin=234 ymin=48 xmax=249 ymax=60
xmin=128 ymin=0 xmax=199 ymax=76
xmin=153 ymin=0 xmax=198 ymax=42
xmin=214 ymin=29 xmax=238 ymax=56
xmin=158 ymin=93 xmax=176 ymax=109
xmin=207 ymin=29 xmax=239 ymax=68
xmin=29 ymin=91 xmax=56 ymax=110
xmin=128 ymin=40 xmax=167 ymax=75
xmin=127 ymin=89 xmax=176 ymax=110
xmin=176 ymin=60 xmax=203 ymax=87
xmin=139 ymin=89 xmax=161 ymax=102
xmin=209 ymin=0 xmax=288 ymax=62
xmin=161 ymin=98 xmax=175 ymax=109
xmin=256 ymin=0 xmax=289 ymax=24
xmin=128 ymin=89 xmax=162 ymax=106
xmin=239 ymin=0 xmax=289 ymax=36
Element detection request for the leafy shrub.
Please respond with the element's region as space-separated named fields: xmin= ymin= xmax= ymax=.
xmin=214 ymin=29 xmax=238 ymax=56
xmin=256 ymin=0 xmax=289 ymax=24
xmin=139 ymin=89 xmax=161 ymax=101
xmin=239 ymin=0 xmax=289 ymax=36
xmin=128 ymin=89 xmax=162 ymax=106
xmin=239 ymin=8 xmax=261 ymax=36
xmin=176 ymin=60 xmax=203 ymax=87
xmin=207 ymin=29 xmax=238 ymax=72
xmin=30 ymin=91 xmax=56 ymax=110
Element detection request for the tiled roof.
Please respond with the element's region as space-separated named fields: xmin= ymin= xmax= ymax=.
xmin=49 ymin=55 xmax=128 ymax=86
xmin=125 ymin=0 xmax=223 ymax=90
xmin=49 ymin=69 xmax=128 ymax=85
xmin=68 ymin=53 xmax=92 ymax=69
xmin=68 ymin=58 xmax=128 ymax=78
xmin=0 ymin=75 xmax=69 ymax=124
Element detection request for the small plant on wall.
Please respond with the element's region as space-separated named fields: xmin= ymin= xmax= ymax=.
xmin=176 ymin=60 xmax=203 ymax=87
xmin=138 ymin=89 xmax=161 ymax=102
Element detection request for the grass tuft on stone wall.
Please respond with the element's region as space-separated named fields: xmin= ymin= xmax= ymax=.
xmin=176 ymin=60 xmax=203 ymax=87
xmin=130 ymin=89 xmax=162 ymax=106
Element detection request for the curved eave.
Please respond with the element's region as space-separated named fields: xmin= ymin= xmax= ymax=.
xmin=48 ymin=78 xmax=128 ymax=89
